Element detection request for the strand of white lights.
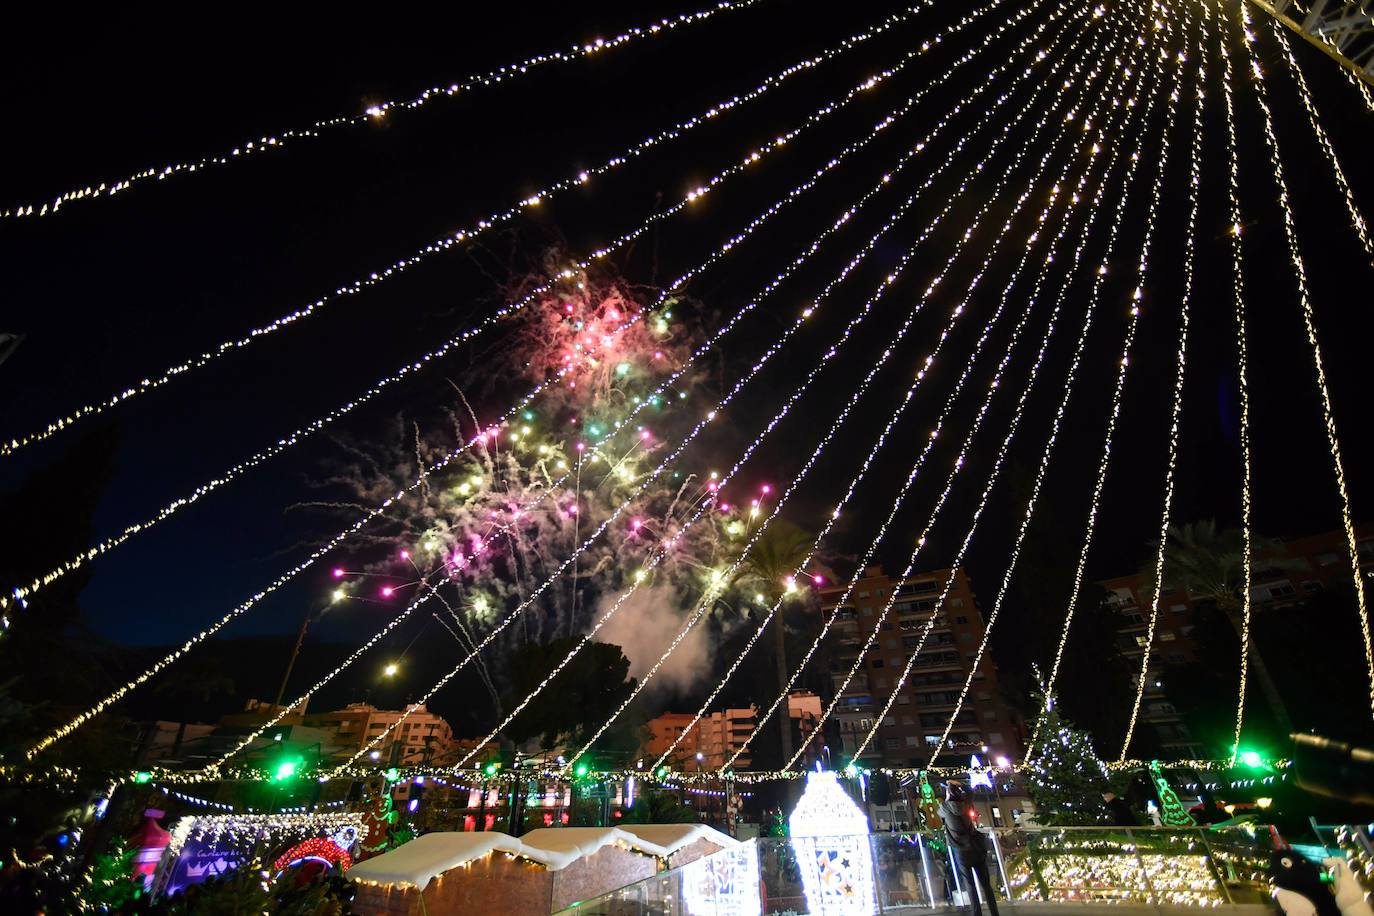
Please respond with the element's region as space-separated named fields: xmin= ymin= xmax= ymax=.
xmin=649 ymin=0 xmax=1083 ymax=305
xmin=18 ymin=0 xmax=1052 ymax=742
xmin=565 ymin=150 xmax=1089 ymax=772
xmin=1221 ymin=14 xmax=1255 ymax=765
xmin=918 ymin=12 xmax=1167 ymax=769
xmin=14 ymin=0 xmax=1064 ymax=636
xmin=648 ymin=8 xmax=1130 ymax=772
xmin=210 ymin=453 xmax=591 ymax=768
xmin=0 ymin=5 xmax=936 ymax=462
xmin=1341 ymin=65 xmax=1374 ymax=112
xmin=2 ymin=0 xmax=985 ymax=610
xmin=26 ymin=427 xmax=575 ymax=762
xmin=1238 ymin=1 xmax=1374 ymax=720
xmin=590 ymin=0 xmax=1100 ymax=459
xmin=850 ymin=26 xmax=1164 ymax=764
xmin=595 ymin=0 xmax=1076 ymax=408
xmin=20 ymin=316 xmax=611 ymax=758
xmin=0 ymin=2 xmax=761 ymax=219
xmin=209 ymin=565 xmax=463 ymax=767
xmin=337 ymin=0 xmax=1117 ymax=777
xmin=3 ymin=336 xmax=586 ymax=608
xmin=735 ymin=7 xmax=1158 ymax=771
xmin=1270 ymin=22 xmax=1373 ymax=262
xmin=1027 ymin=0 xmax=1190 ymax=760
xmin=1119 ymin=1 xmax=1208 ymax=763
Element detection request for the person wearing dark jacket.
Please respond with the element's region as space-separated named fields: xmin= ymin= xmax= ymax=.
xmin=938 ymin=781 xmax=1000 ymax=916
xmin=1103 ymin=791 xmax=1139 ymax=826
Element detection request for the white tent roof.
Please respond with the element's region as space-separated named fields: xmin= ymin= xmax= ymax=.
xmin=346 ymin=831 xmax=524 ymax=888
xmin=614 ymin=823 xmax=736 ymax=855
xmin=347 ymin=824 xmax=740 ymax=887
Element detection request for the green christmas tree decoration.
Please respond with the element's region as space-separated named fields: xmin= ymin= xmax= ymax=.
xmin=1147 ymin=760 xmax=1195 ymax=826
xmin=1025 ymin=693 xmax=1111 ymax=826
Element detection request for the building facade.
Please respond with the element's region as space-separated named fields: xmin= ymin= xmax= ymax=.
xmin=300 ymin=702 xmax=457 ymax=765
xmin=818 ymin=565 xmax=1025 ymax=768
xmin=643 ymin=692 xmax=823 ymax=770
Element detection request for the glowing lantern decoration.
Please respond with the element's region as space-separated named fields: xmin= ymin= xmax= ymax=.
xmin=788 ymin=771 xmax=875 ymax=916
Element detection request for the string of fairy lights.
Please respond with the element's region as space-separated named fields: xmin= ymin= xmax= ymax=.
xmin=642 ymin=3 xmax=1116 ymax=772
xmin=1268 ymin=23 xmax=1373 ymax=263
xmin=848 ymin=2 xmax=1172 ymax=766
xmin=0 ymin=1 xmax=938 ymax=464
xmin=921 ymin=21 xmax=1166 ymax=768
xmin=5 ymin=0 xmax=1372 ymax=797
xmin=561 ymin=49 xmax=1134 ymax=767
xmin=1219 ymin=7 xmax=1255 ymax=765
xmin=318 ymin=0 xmax=1106 ymax=778
xmin=0 ymin=1 xmax=761 ymax=220
xmin=1027 ymin=0 xmax=1187 ymax=761
xmin=648 ymin=0 xmax=1131 ymax=773
xmin=136 ymin=0 xmax=1083 ymax=777
xmin=237 ymin=0 xmax=1088 ymax=776
xmin=1119 ymin=0 xmax=1209 ymax=764
xmin=733 ymin=0 xmax=1155 ymax=772
xmin=19 ymin=0 xmax=1010 ymax=756
xmin=1236 ymin=0 xmax=1374 ymax=721
xmin=0 ymin=0 xmax=967 ymax=615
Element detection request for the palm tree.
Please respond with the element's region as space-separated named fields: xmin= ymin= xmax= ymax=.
xmin=1144 ymin=520 xmax=1298 ymax=740
xmin=731 ymin=519 xmax=816 ymax=765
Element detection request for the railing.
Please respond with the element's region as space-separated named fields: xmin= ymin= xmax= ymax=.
xmin=553 ymin=826 xmax=1281 ymax=915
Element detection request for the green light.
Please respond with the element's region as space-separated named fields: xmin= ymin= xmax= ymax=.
xmin=274 ymin=760 xmax=299 ymax=781
xmin=1238 ymin=750 xmax=1263 ymax=769
xmin=588 ymin=425 xmax=600 ymax=436
xmin=523 ymin=412 xmax=534 ymax=421
xmin=384 ymin=767 xmax=400 ymax=782
xmin=133 ymin=771 xmax=152 ymax=784
xmin=575 ymin=763 xmax=589 ymax=777
xmin=656 ymin=767 xmax=667 ymax=777
xmin=484 ymin=762 xmax=499 ymax=776
xmin=616 ymin=363 xmax=630 ymax=376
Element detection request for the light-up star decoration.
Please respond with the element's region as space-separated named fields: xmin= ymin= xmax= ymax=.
xmin=788 ymin=771 xmax=876 ymax=916
xmin=967 ymin=755 xmax=994 ymax=791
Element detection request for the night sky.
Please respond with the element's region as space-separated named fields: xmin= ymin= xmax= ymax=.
xmin=2 ymin=1 xmax=1372 ymax=720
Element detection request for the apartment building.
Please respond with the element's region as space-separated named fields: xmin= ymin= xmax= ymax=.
xmin=301 ymin=702 xmax=457 ymax=765
xmin=818 ymin=565 xmax=1024 ymax=768
xmin=643 ymin=692 xmax=823 ymax=770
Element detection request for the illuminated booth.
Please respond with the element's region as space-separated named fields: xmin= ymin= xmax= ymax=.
xmin=788 ymin=770 xmax=877 ymax=916
xmin=349 ymin=824 xmax=736 ymax=916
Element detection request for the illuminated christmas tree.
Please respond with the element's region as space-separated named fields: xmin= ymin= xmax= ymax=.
xmin=1025 ymin=694 xmax=1111 ymax=826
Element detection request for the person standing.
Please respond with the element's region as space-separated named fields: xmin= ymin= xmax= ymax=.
xmin=939 ymin=780 xmax=1001 ymax=916
xmin=1103 ymin=791 xmax=1140 ymax=826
